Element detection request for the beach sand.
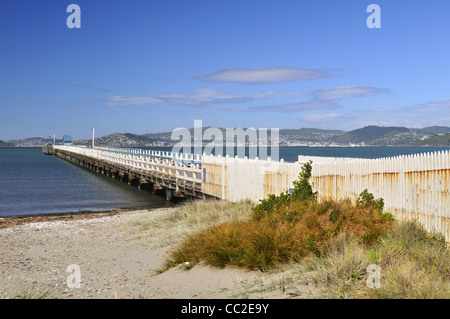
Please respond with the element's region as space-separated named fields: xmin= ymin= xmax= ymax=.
xmin=0 ymin=208 xmax=306 ymax=299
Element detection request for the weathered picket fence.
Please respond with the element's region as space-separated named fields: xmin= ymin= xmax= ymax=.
xmin=310 ymin=151 xmax=450 ymax=242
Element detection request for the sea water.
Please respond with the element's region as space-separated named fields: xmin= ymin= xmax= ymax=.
xmin=0 ymin=148 xmax=174 ymax=217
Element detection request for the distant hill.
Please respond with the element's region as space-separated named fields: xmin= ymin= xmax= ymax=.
xmin=0 ymin=140 xmax=14 ymax=147
xmin=414 ymin=132 xmax=450 ymax=146
xmin=8 ymin=125 xmax=450 ymax=148
xmin=278 ymin=128 xmax=344 ymax=146
xmin=417 ymin=126 xmax=450 ymax=135
xmin=332 ymin=126 xmax=411 ymax=145
xmin=7 ymin=137 xmax=60 ymax=147
xmin=280 ymin=128 xmax=344 ymax=138
xmin=73 ymin=133 xmax=169 ymax=147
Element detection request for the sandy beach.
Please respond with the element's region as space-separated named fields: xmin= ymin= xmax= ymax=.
xmin=0 ymin=208 xmax=305 ymax=299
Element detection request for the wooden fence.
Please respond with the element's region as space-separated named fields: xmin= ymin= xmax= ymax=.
xmin=311 ymin=151 xmax=450 ymax=242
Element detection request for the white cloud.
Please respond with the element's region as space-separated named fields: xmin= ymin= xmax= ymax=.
xmin=313 ymin=86 xmax=388 ymax=100
xmin=105 ymin=88 xmax=302 ymax=110
xmin=249 ymin=85 xmax=386 ymax=113
xmin=104 ymin=84 xmax=387 ymax=116
xmin=252 ymin=100 xmax=342 ymax=112
xmin=302 ymin=113 xmax=348 ymax=122
xmin=195 ymin=67 xmax=331 ymax=84
xmin=299 ymin=98 xmax=450 ymax=130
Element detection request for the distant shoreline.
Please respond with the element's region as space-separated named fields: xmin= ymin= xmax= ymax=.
xmin=3 ymin=145 xmax=450 ymax=148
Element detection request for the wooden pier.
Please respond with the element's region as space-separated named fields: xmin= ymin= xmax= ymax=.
xmin=47 ymin=145 xmax=204 ymax=201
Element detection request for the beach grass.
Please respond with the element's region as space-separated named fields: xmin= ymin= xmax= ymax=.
xmin=0 ymin=284 xmax=52 ymax=299
xmin=227 ymin=220 xmax=449 ymax=299
xmin=126 ymin=198 xmax=254 ymax=249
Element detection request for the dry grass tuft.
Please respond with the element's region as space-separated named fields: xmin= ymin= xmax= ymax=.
xmin=295 ymin=220 xmax=450 ymax=299
xmin=0 ymin=284 xmax=52 ymax=299
xmin=162 ymin=198 xmax=394 ymax=272
xmin=126 ymin=199 xmax=253 ymax=249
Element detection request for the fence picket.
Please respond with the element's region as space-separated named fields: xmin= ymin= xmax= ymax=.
xmin=312 ymin=151 xmax=450 ymax=242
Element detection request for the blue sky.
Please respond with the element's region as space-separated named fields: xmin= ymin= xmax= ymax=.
xmin=1 ymin=0 xmax=450 ymax=140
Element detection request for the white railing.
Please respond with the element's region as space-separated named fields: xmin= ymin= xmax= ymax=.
xmin=53 ymin=145 xmax=202 ymax=184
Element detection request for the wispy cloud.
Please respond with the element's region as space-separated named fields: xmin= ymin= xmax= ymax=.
xmin=312 ymin=86 xmax=389 ymax=100
xmin=299 ymin=98 xmax=450 ymax=130
xmin=104 ymin=85 xmax=386 ymax=114
xmin=250 ymin=86 xmax=386 ymax=112
xmin=251 ymin=100 xmax=342 ymax=112
xmin=69 ymin=84 xmax=111 ymax=93
xmin=105 ymin=88 xmax=302 ymax=110
xmin=107 ymin=95 xmax=160 ymax=106
xmin=195 ymin=67 xmax=332 ymax=84
xmin=301 ymin=113 xmax=352 ymax=124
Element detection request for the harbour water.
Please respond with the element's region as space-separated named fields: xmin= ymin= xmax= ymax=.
xmin=1 ymin=146 xmax=449 ymax=217
xmin=0 ymin=148 xmax=175 ymax=217
xmin=164 ymin=146 xmax=450 ymax=163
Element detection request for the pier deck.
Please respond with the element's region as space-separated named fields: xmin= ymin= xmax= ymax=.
xmin=49 ymin=145 xmax=204 ymax=200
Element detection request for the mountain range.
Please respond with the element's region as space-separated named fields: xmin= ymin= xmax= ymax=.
xmin=2 ymin=125 xmax=450 ymax=148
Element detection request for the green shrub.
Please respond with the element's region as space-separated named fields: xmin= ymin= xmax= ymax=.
xmin=251 ymin=161 xmax=317 ymax=221
xmin=251 ymin=193 xmax=290 ymax=221
xmin=357 ymin=189 xmax=384 ymax=213
xmin=290 ymin=160 xmax=317 ymax=202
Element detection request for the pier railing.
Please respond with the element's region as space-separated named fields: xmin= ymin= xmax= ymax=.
xmin=53 ymin=145 xmax=203 ymax=189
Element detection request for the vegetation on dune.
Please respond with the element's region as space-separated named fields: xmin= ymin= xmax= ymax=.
xmin=127 ymin=198 xmax=253 ymax=249
xmin=128 ymin=160 xmax=448 ymax=298
xmin=295 ymin=220 xmax=450 ymax=299
xmin=0 ymin=285 xmax=52 ymax=299
xmin=162 ymin=161 xmax=395 ymax=272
